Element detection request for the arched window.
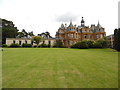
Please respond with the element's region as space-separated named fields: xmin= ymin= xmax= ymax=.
xmin=84 ymin=35 xmax=87 ymax=38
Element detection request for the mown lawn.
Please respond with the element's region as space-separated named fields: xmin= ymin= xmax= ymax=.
xmin=2 ymin=48 xmax=118 ymax=88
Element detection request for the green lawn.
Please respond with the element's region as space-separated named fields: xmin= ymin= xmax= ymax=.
xmin=2 ymin=48 xmax=118 ymax=88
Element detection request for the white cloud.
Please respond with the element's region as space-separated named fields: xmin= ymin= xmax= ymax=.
xmin=55 ymin=12 xmax=80 ymax=22
xmin=0 ymin=0 xmax=119 ymax=37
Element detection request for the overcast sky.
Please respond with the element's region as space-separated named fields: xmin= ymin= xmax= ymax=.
xmin=0 ymin=0 xmax=119 ymax=37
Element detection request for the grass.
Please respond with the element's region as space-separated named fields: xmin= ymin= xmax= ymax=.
xmin=2 ymin=48 xmax=118 ymax=88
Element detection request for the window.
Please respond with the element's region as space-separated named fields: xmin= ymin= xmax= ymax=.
xmin=13 ymin=40 xmax=15 ymax=44
xmin=25 ymin=40 xmax=27 ymax=44
xmin=31 ymin=41 xmax=33 ymax=45
xmin=68 ymin=34 xmax=70 ymax=38
xmin=84 ymin=35 xmax=87 ymax=38
xmin=19 ymin=41 xmax=21 ymax=45
xmin=76 ymin=34 xmax=77 ymax=38
xmin=71 ymin=34 xmax=74 ymax=38
xmin=72 ymin=41 xmax=74 ymax=44
xmin=90 ymin=34 xmax=92 ymax=39
xmin=54 ymin=41 xmax=56 ymax=44
xmin=96 ymin=34 xmax=99 ymax=38
xmin=100 ymin=34 xmax=103 ymax=38
xmin=48 ymin=41 xmax=51 ymax=45
xmin=43 ymin=41 xmax=45 ymax=44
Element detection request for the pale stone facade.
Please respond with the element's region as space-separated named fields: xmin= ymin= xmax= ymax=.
xmin=6 ymin=38 xmax=56 ymax=47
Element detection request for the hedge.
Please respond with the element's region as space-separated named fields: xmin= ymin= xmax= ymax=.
xmin=71 ymin=39 xmax=109 ymax=49
xmin=10 ymin=43 xmax=20 ymax=48
xmin=22 ymin=43 xmax=32 ymax=47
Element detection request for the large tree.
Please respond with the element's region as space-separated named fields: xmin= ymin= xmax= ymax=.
xmin=32 ymin=36 xmax=42 ymax=46
xmin=114 ymin=28 xmax=120 ymax=51
xmin=17 ymin=30 xmax=34 ymax=38
xmin=38 ymin=31 xmax=52 ymax=39
xmin=2 ymin=19 xmax=18 ymax=44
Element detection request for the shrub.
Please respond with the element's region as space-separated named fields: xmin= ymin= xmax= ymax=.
xmin=10 ymin=43 xmax=20 ymax=48
xmin=55 ymin=40 xmax=63 ymax=48
xmin=22 ymin=43 xmax=32 ymax=48
xmin=71 ymin=41 xmax=89 ymax=49
xmin=2 ymin=44 xmax=8 ymax=47
xmin=71 ymin=39 xmax=109 ymax=49
xmin=78 ymin=40 xmax=89 ymax=49
xmin=96 ymin=39 xmax=110 ymax=48
xmin=53 ymin=45 xmax=57 ymax=48
xmin=87 ymin=40 xmax=94 ymax=48
xmin=38 ymin=44 xmax=50 ymax=48
xmin=71 ymin=42 xmax=80 ymax=48
xmin=93 ymin=41 xmax=102 ymax=48
xmin=47 ymin=44 xmax=51 ymax=48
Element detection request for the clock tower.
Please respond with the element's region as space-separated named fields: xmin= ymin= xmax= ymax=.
xmin=81 ymin=17 xmax=85 ymax=27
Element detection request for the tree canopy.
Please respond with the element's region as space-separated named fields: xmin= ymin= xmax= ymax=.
xmin=114 ymin=28 xmax=120 ymax=51
xmin=2 ymin=19 xmax=18 ymax=44
xmin=32 ymin=36 xmax=42 ymax=45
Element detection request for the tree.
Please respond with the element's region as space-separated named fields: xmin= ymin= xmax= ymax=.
xmin=96 ymin=37 xmax=110 ymax=48
xmin=32 ymin=36 xmax=42 ymax=46
xmin=55 ymin=40 xmax=63 ymax=48
xmin=17 ymin=32 xmax=24 ymax=38
xmin=28 ymin=31 xmax=34 ymax=37
xmin=114 ymin=28 xmax=120 ymax=51
xmin=45 ymin=31 xmax=52 ymax=38
xmin=17 ymin=30 xmax=34 ymax=38
xmin=22 ymin=29 xmax=28 ymax=37
xmin=2 ymin=19 xmax=18 ymax=44
xmin=38 ymin=31 xmax=52 ymax=39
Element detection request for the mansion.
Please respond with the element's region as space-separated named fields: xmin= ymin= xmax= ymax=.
xmin=55 ymin=17 xmax=106 ymax=47
xmin=6 ymin=17 xmax=106 ymax=47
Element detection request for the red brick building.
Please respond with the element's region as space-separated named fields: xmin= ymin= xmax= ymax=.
xmin=55 ymin=17 xmax=106 ymax=47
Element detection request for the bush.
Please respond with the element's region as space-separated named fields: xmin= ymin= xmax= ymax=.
xmin=22 ymin=43 xmax=32 ymax=48
xmin=10 ymin=43 xmax=20 ymax=48
xmin=53 ymin=45 xmax=57 ymax=48
xmin=55 ymin=40 xmax=63 ymax=48
xmin=87 ymin=40 xmax=94 ymax=48
xmin=95 ymin=39 xmax=110 ymax=48
xmin=93 ymin=41 xmax=102 ymax=48
xmin=78 ymin=40 xmax=89 ymax=49
xmin=38 ymin=44 xmax=50 ymax=48
xmin=71 ymin=39 xmax=109 ymax=49
xmin=71 ymin=42 xmax=80 ymax=48
xmin=2 ymin=44 xmax=8 ymax=47
xmin=71 ymin=40 xmax=89 ymax=49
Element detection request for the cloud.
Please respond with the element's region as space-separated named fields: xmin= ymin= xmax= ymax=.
xmin=55 ymin=12 xmax=80 ymax=22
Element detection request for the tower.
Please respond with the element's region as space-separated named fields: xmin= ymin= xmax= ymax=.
xmin=97 ymin=20 xmax=101 ymax=28
xmin=81 ymin=17 xmax=85 ymax=27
